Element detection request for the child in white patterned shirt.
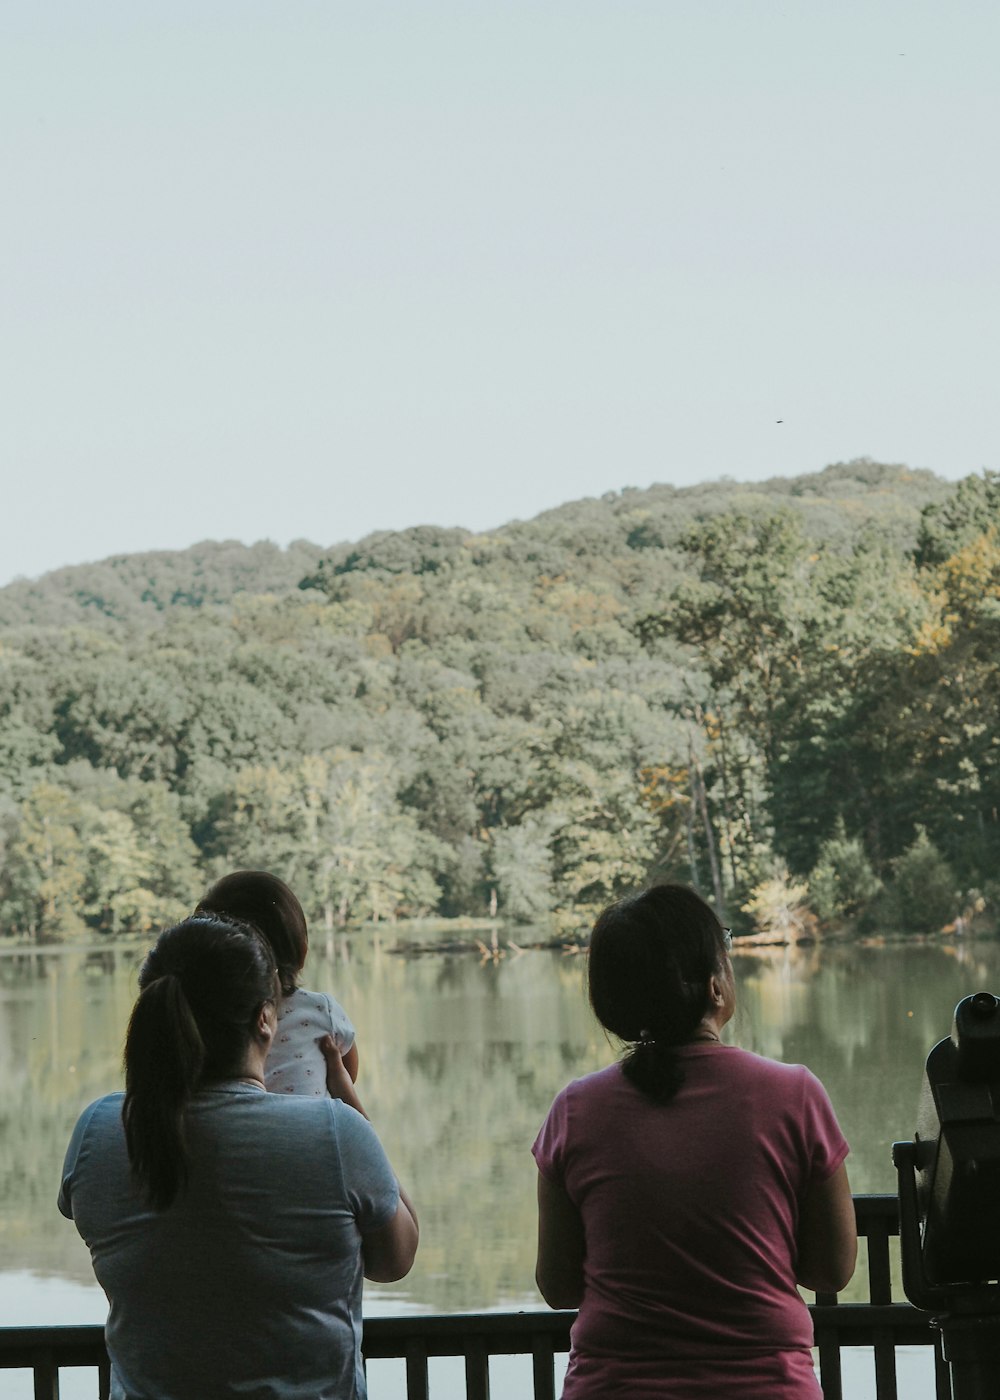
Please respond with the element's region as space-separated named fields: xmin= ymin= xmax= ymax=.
xmin=196 ymin=869 xmax=358 ymax=1095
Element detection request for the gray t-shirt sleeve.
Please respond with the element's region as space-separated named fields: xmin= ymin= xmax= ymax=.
xmin=58 ymin=1095 xmax=114 ymax=1219
xmin=332 ymin=1102 xmax=400 ymax=1231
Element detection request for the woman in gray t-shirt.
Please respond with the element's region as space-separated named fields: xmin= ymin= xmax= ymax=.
xmin=59 ymin=915 xmax=418 ymax=1400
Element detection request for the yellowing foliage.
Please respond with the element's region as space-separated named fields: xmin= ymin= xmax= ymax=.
xmin=939 ymin=528 xmax=1000 ymax=616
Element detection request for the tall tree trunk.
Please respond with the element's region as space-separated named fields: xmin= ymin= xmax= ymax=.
xmin=686 ymin=802 xmax=700 ymax=889
xmin=712 ymin=708 xmax=741 ymax=892
xmin=689 ymin=734 xmax=726 ymax=920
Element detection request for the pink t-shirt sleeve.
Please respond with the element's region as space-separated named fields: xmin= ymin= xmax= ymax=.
xmin=799 ymin=1067 xmax=850 ymax=1183
xmin=532 ymin=1088 xmax=570 ymax=1183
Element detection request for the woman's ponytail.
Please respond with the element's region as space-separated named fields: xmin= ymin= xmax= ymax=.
xmin=123 ymin=973 xmax=205 ymax=1209
xmin=623 ymin=1034 xmax=686 ymax=1102
xmin=120 ymin=915 xmax=277 ymax=1211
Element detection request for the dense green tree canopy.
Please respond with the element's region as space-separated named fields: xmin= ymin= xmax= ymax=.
xmin=0 ymin=459 xmax=993 ymax=939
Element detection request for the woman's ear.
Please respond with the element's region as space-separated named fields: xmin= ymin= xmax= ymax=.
xmin=707 ymin=972 xmax=726 ymax=1009
xmin=255 ymin=1000 xmax=277 ymax=1048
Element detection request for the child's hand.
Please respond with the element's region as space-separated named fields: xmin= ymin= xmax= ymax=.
xmin=320 ymin=1035 xmax=366 ymax=1117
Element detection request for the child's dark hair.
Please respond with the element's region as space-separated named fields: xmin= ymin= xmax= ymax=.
xmin=122 ymin=915 xmax=277 ymax=1210
xmin=196 ymin=870 xmax=308 ymax=997
xmin=588 ymin=884 xmax=728 ymax=1103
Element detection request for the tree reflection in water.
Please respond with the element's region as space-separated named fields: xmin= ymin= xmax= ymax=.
xmin=1 ymin=932 xmax=998 ymax=1320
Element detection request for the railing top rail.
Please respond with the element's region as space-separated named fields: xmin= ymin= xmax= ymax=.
xmin=852 ymin=1194 xmax=900 ymax=1228
xmin=0 ymin=1197 xmax=932 ymax=1398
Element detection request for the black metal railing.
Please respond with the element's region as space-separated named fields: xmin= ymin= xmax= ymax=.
xmin=0 ymin=1195 xmax=950 ymax=1400
xmin=812 ymin=1194 xmax=950 ymax=1400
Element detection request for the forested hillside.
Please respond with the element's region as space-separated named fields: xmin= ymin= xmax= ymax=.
xmin=2 ymin=459 xmax=997 ymax=940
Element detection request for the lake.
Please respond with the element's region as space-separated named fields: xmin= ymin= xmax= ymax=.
xmin=2 ymin=928 xmax=998 ymax=1397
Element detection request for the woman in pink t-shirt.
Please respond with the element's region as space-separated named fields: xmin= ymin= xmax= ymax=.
xmin=533 ymin=884 xmax=857 ymax=1400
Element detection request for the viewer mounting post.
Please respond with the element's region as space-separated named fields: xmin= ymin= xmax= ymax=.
xmin=893 ymin=990 xmax=1000 ymax=1400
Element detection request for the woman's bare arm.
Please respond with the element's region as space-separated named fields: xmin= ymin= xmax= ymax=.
xmin=535 ymin=1170 xmax=585 ymax=1309
xmin=341 ymin=1041 xmax=360 ymax=1084
xmin=320 ymin=1036 xmax=418 ymax=1282
xmin=362 ymin=1186 xmax=419 ymax=1282
xmin=322 ymin=1036 xmax=365 ymax=1113
xmin=796 ymin=1162 xmax=857 ymax=1294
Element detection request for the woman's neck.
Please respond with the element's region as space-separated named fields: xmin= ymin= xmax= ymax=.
xmin=236 ymin=1045 xmax=269 ymax=1086
xmin=206 ymin=1038 xmax=269 ymax=1088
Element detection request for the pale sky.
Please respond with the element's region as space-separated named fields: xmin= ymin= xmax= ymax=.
xmin=3 ymin=1 xmax=998 ymax=585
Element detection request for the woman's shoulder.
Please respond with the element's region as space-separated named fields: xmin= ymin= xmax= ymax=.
xmin=253 ymin=1093 xmax=386 ymax=1156
xmin=216 ymin=1086 xmax=352 ymax=1134
xmin=65 ymin=1093 xmax=126 ymax=1157
xmin=718 ymin=1044 xmax=799 ymax=1067
xmin=714 ymin=1045 xmax=824 ymax=1095
xmin=76 ymin=1091 xmax=125 ymax=1126
xmin=558 ymin=1063 xmax=624 ymax=1104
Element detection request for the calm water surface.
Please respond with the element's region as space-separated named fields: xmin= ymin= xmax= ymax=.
xmin=2 ymin=930 xmax=998 ymax=1395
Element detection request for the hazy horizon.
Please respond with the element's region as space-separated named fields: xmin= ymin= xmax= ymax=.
xmin=1 ymin=455 xmax=954 ymax=588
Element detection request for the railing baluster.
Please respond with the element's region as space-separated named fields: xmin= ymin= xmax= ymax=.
xmin=404 ymin=1338 xmax=429 ymax=1400
xmin=872 ymin=1325 xmax=898 ymax=1400
xmin=867 ymin=1219 xmax=893 ymax=1305
xmin=531 ymin=1332 xmax=557 ymax=1400
xmin=32 ymin=1350 xmax=60 ymax=1400
xmin=816 ymin=1335 xmax=843 ymax=1399
xmin=814 ymin=1288 xmax=843 ymax=1400
xmin=98 ymin=1350 xmax=111 ymax=1400
xmin=464 ymin=1338 xmax=490 ymax=1400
